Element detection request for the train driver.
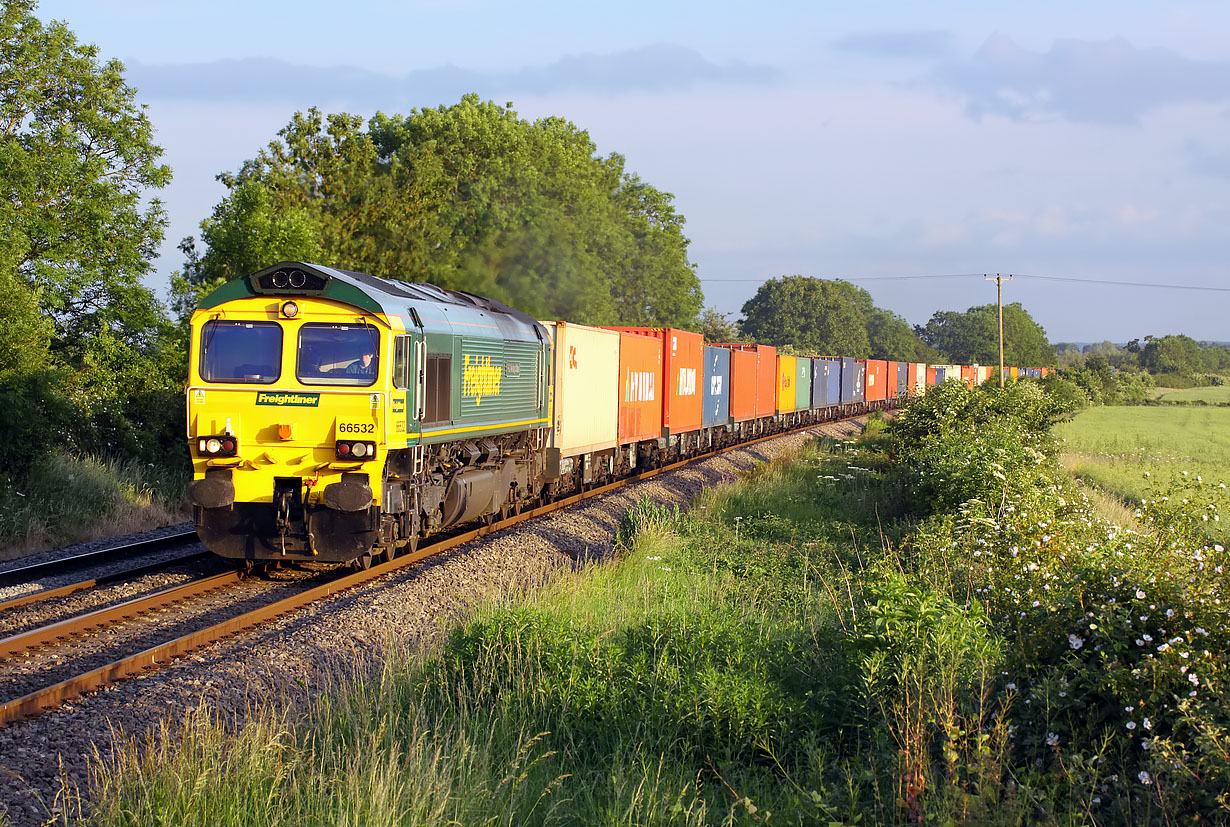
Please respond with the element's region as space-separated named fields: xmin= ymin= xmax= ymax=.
xmin=346 ymin=345 xmax=377 ymax=376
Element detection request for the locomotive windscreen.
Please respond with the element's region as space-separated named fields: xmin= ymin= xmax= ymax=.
xmin=199 ymin=321 xmax=282 ymax=384
xmin=296 ymin=323 xmax=381 ymax=386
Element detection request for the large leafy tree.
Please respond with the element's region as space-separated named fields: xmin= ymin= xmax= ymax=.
xmin=739 ymin=276 xmax=933 ymax=359
xmin=917 ymin=302 xmax=1056 ymax=366
xmin=176 ymin=98 xmax=702 ymax=327
xmin=0 ymin=0 xmax=171 ymax=366
xmin=1138 ymin=334 xmax=1203 ymax=376
xmin=0 ymin=1 xmax=179 ymax=476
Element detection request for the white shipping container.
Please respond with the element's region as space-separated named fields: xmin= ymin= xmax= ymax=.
xmin=912 ymin=362 xmax=927 ymax=395
xmin=543 ymin=321 xmax=620 ymax=456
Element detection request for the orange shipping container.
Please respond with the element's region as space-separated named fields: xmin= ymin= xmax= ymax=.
xmin=864 ymin=359 xmax=888 ymax=401
xmin=715 ymin=344 xmax=777 ymax=420
xmin=776 ymin=355 xmax=797 ymax=413
xmin=1010 ymin=366 xmax=1019 ymax=380
xmin=960 ymin=365 xmax=976 ymax=387
xmin=616 ymin=330 xmax=663 ymax=445
xmin=607 ymin=327 xmax=703 ymax=436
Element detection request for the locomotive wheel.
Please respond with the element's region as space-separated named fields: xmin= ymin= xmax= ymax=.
xmin=352 ymin=552 xmax=374 ymax=571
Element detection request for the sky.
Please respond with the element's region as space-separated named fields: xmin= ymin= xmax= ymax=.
xmin=34 ymin=0 xmax=1230 ymax=343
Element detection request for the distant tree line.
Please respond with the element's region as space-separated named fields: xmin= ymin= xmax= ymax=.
xmin=1055 ymin=335 xmax=1230 ymax=384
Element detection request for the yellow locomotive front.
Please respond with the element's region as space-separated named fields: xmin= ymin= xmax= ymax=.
xmin=186 ymin=265 xmax=410 ymax=565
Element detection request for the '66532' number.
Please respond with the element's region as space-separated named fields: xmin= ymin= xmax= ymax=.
xmin=338 ymin=422 xmax=375 ymax=434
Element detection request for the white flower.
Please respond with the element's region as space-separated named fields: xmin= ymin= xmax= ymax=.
xmin=1069 ymin=634 xmax=1084 ymax=650
xmin=1139 ymin=771 xmax=1151 ymax=785
xmin=1046 ymin=732 xmax=1060 ymax=747
xmin=1189 ymin=673 xmax=1199 ymax=686
xmin=1006 ymin=682 xmax=1017 ymax=691
xmin=1126 ymin=721 xmax=1137 ymax=730
xmin=1143 ymin=717 xmax=1152 ymax=730
xmin=1136 ymin=589 xmax=1147 ymax=600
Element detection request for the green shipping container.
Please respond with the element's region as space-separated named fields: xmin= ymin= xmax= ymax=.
xmin=795 ymin=357 xmax=811 ymax=411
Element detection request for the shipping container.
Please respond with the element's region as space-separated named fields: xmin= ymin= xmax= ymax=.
xmin=907 ymin=362 xmax=925 ymax=395
xmin=607 ymin=327 xmax=703 ymax=437
xmin=811 ymin=357 xmax=841 ymax=408
xmin=544 ymin=322 xmax=619 ymax=457
xmin=1009 ymin=366 xmax=1019 ymax=381
xmin=977 ymin=365 xmax=992 ymax=385
xmin=615 ymin=330 xmax=663 ymax=445
xmin=958 ymin=365 xmax=975 ymax=387
xmin=713 ymin=344 xmax=777 ymax=421
xmin=932 ymin=364 xmax=959 ymax=384
xmin=841 ymin=357 xmax=865 ymax=403
xmin=864 ymin=359 xmax=889 ymax=402
xmin=776 ymin=355 xmax=797 ymax=413
xmin=702 ymin=345 xmax=731 ymax=428
xmin=795 ymin=356 xmax=812 ymax=411
xmin=894 ymin=361 xmax=909 ymax=397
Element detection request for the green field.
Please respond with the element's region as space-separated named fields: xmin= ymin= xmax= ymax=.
xmin=1158 ymin=385 xmax=1230 ymax=403
xmin=1056 ymin=406 xmax=1230 ymax=540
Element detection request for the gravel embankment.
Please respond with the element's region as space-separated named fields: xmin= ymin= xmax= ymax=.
xmin=0 ymin=421 xmax=866 ymax=826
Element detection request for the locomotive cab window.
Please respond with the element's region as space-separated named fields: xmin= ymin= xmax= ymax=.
xmin=199 ymin=321 xmax=282 ymax=384
xmin=297 ymin=324 xmax=381 ymax=387
xmin=392 ymin=335 xmax=411 ymax=389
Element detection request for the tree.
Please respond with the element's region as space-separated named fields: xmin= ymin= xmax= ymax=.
xmin=0 ymin=0 xmax=171 ymax=365
xmin=693 ymin=307 xmax=742 ymax=342
xmin=740 ymin=277 xmax=872 ymax=356
xmin=867 ymin=307 xmax=940 ymax=362
xmin=0 ymin=1 xmax=178 ymax=480
xmin=178 ymin=98 xmax=702 ymax=327
xmin=917 ymin=302 xmax=1056 ymax=366
xmin=1138 ymin=334 xmax=1202 ymax=376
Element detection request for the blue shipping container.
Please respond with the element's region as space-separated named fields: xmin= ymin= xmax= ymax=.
xmin=841 ymin=357 xmax=865 ymax=403
xmin=703 ymin=345 xmax=731 ymax=428
xmin=811 ymin=357 xmax=841 ymax=407
xmin=895 ymin=362 xmax=908 ymax=396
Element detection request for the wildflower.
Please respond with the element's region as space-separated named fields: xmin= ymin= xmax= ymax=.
xmin=1046 ymin=732 xmax=1059 ymax=747
xmin=1139 ymin=771 xmax=1151 ymax=785
xmin=1143 ymin=717 xmax=1152 ymax=730
xmin=645 ymin=556 xmax=662 ymax=561
xmin=1189 ymin=673 xmax=1199 ymax=686
xmin=1006 ymin=682 xmax=1016 ymax=691
xmin=1136 ymin=589 xmax=1146 ymax=600
xmin=1068 ymin=634 xmax=1084 ymax=650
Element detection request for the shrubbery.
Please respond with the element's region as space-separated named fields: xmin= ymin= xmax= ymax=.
xmin=892 ymin=379 xmax=1230 ymax=821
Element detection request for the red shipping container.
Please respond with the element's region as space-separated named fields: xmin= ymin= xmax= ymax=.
xmin=864 ymin=359 xmax=888 ymax=401
xmin=960 ymin=365 xmax=976 ymax=387
xmin=616 ymin=330 xmax=664 ymax=445
xmin=606 ymin=327 xmax=703 ymax=436
xmin=907 ymin=362 xmax=921 ymax=392
xmin=714 ymin=344 xmax=777 ymax=419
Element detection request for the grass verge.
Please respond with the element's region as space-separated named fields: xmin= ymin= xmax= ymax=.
xmin=0 ymin=452 xmax=187 ymax=561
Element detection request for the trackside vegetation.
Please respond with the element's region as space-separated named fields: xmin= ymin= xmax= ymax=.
xmin=86 ymin=380 xmax=1230 ymax=825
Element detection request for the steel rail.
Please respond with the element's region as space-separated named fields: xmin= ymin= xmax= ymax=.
xmin=0 ymin=529 xmax=200 ymax=589
xmin=0 ymin=570 xmax=240 ymax=660
xmin=0 ymin=411 xmax=884 ymax=726
xmin=0 ymin=552 xmax=213 ymax=615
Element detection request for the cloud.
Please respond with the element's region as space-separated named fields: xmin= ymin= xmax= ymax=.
xmin=933 ymin=34 xmax=1230 ymax=123
xmin=126 ymin=45 xmax=777 ymax=108
xmin=831 ymin=30 xmax=955 ymax=60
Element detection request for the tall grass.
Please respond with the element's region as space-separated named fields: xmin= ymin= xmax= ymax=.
xmin=0 ymin=451 xmax=186 ymax=558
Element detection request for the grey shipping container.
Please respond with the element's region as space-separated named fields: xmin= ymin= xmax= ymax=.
xmin=895 ymin=362 xmax=908 ymax=396
xmin=811 ymin=357 xmax=841 ymax=407
xmin=703 ymin=345 xmax=731 ymax=428
xmin=841 ymin=357 xmax=865 ymax=403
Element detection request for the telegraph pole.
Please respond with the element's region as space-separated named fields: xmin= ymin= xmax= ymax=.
xmin=985 ymin=274 xmax=1013 ymax=387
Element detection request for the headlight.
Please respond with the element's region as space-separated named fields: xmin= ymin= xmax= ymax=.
xmin=206 ymin=438 xmax=222 ymax=454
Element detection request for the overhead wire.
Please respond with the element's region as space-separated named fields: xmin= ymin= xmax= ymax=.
xmin=698 ymin=272 xmax=1230 ymax=292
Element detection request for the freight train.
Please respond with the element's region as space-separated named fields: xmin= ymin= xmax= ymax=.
xmin=185 ymin=261 xmax=1049 ymax=568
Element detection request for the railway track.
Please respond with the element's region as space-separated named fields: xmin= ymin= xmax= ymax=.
xmin=0 ymin=415 xmax=876 ymax=727
xmin=0 ymin=529 xmax=200 ymax=590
